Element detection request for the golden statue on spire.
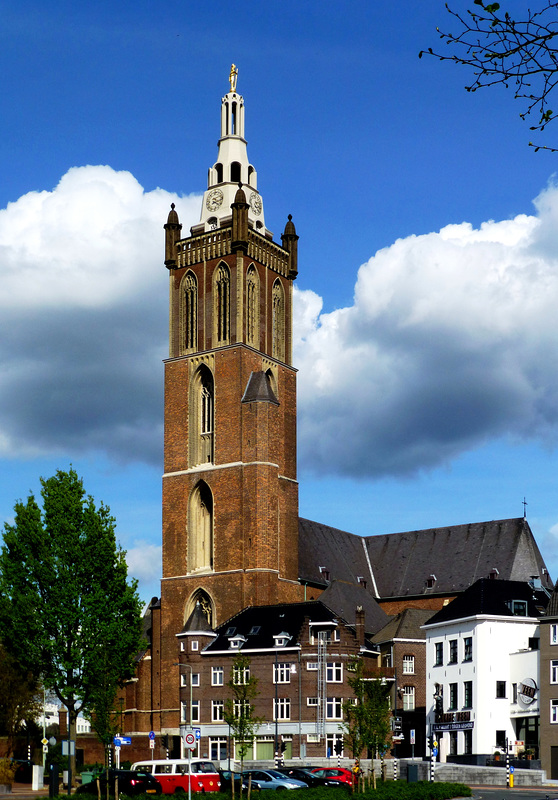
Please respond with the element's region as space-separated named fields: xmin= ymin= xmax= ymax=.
xmin=229 ymin=64 xmax=238 ymax=93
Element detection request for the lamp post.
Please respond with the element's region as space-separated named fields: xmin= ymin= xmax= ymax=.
xmin=274 ymin=648 xmax=279 ymax=766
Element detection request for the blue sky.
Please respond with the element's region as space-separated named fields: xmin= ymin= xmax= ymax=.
xmin=2 ymin=0 xmax=558 ymax=602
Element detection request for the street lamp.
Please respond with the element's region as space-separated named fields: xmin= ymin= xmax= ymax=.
xmin=173 ymin=663 xmax=194 ymax=754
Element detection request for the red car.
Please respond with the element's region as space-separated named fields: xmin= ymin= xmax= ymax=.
xmin=310 ymin=768 xmax=354 ymax=786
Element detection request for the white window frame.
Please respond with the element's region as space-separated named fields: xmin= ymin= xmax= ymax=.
xmin=191 ymin=673 xmax=200 ymax=687
xmin=274 ymin=698 xmax=291 ymax=721
xmin=325 ymin=697 xmax=343 ymax=720
xmin=551 ymin=660 xmax=558 ymax=684
xmin=402 ymin=686 xmax=415 ymax=711
xmin=232 ymin=666 xmax=250 ymax=685
xmin=274 ymin=663 xmax=291 ymax=684
xmin=191 ymin=699 xmax=200 ymax=722
xmin=307 ymin=697 xmax=319 ymax=707
xmin=326 ymin=662 xmax=343 ymax=683
xmin=212 ymin=666 xmax=224 ymax=686
xmin=307 ymin=662 xmax=318 ymax=671
xmin=191 ymin=640 xmax=199 ymax=651
xmin=551 ymin=624 xmax=558 ymax=645
xmin=402 ymin=655 xmax=415 ymax=675
xmin=212 ymin=699 xmax=224 ymax=722
xmin=551 ymin=699 xmax=558 ymax=723
xmin=180 ymin=701 xmax=187 ymax=723
xmin=209 ymin=736 xmax=228 ymax=760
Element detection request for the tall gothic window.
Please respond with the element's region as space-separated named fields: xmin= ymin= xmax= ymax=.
xmin=180 ymin=271 xmax=197 ymax=353
xmin=187 ymin=481 xmax=213 ymax=573
xmin=214 ymin=263 xmax=230 ymax=345
xmin=272 ymin=279 xmax=285 ymax=361
xmin=189 ymin=365 xmax=214 ymax=467
xmin=185 ymin=588 xmax=215 ymax=628
xmin=246 ymin=265 xmax=259 ymax=348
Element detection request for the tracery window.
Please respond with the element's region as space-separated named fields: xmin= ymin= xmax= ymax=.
xmin=214 ymin=264 xmax=230 ymax=345
xmin=187 ymin=482 xmax=214 ymax=573
xmin=180 ymin=271 xmax=197 ymax=352
xmin=246 ymin=265 xmax=259 ymax=348
xmin=189 ymin=365 xmax=214 ymax=466
xmin=272 ymin=279 xmax=285 ymax=361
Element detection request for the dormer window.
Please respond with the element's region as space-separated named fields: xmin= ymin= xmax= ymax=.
xmin=319 ymin=566 xmax=330 ymax=582
xmin=357 ymin=577 xmax=367 ymax=589
xmin=228 ymin=634 xmax=247 ymax=650
xmin=426 ymin=574 xmax=437 ymax=589
xmin=506 ymin=600 xmax=528 ymax=616
xmin=489 ymin=568 xmax=499 ymax=580
xmin=225 ymin=627 xmax=236 ymax=636
xmin=273 ymin=632 xmax=292 ymax=648
xmin=249 ymin=626 xmax=261 ymax=636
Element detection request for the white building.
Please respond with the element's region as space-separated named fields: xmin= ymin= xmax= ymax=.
xmin=424 ymin=578 xmax=548 ymax=762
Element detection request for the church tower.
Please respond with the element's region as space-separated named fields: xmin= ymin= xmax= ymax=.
xmin=157 ymin=67 xmax=304 ymax=730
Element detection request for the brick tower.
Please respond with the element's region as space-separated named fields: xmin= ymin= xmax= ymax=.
xmin=157 ymin=67 xmax=305 ymax=734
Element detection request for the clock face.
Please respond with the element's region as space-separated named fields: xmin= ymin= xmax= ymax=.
xmin=206 ymin=189 xmax=224 ymax=212
xmin=249 ymin=192 xmax=262 ymax=216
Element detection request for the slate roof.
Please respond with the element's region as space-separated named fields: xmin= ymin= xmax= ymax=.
xmin=423 ymin=578 xmax=551 ymax=626
xmin=202 ymin=599 xmax=377 ymax=654
xmin=545 ymin=587 xmax=558 ymax=618
xmin=298 ymin=517 xmax=553 ymax=600
xmin=372 ymin=608 xmax=433 ymax=645
xmin=318 ymin=579 xmax=390 ymax=634
xmin=180 ymin=601 xmax=215 ymax=635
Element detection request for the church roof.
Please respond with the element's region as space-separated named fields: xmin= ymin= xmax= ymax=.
xmin=318 ymin=579 xmax=390 ymax=633
xmin=298 ymin=517 xmax=553 ymax=600
xmin=423 ymin=577 xmax=550 ymax=626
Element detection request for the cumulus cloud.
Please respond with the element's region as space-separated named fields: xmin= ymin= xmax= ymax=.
xmin=0 ymin=165 xmax=201 ymax=462
xmin=3 ymin=166 xmax=558 ymax=481
xmin=295 ymin=182 xmax=558 ymax=477
xmin=125 ymin=541 xmax=162 ymax=599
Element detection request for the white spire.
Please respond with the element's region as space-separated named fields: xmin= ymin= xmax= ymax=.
xmin=197 ymin=66 xmax=267 ymax=235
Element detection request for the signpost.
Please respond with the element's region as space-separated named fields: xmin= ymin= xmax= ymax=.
xmin=113 ymin=736 xmax=131 ymax=769
xmin=181 ymin=730 xmax=196 ymax=800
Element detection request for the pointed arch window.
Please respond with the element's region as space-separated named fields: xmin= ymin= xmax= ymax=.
xmin=272 ymin=279 xmax=285 ymax=361
xmin=231 ymin=161 xmax=241 ymax=183
xmin=188 ymin=481 xmax=213 ymax=573
xmin=246 ymin=265 xmax=259 ymax=348
xmin=189 ymin=365 xmax=214 ymax=466
xmin=180 ymin=271 xmax=197 ymax=353
xmin=185 ymin=588 xmax=215 ymax=629
xmin=214 ymin=263 xmax=230 ymax=345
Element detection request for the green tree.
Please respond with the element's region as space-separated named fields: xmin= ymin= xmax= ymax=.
xmin=0 ymin=644 xmax=41 ymax=757
xmin=420 ymin=1 xmax=558 ymax=150
xmin=223 ymin=655 xmax=263 ymax=780
xmin=341 ymin=659 xmax=392 ymax=759
xmin=0 ymin=468 xmax=144 ymax=782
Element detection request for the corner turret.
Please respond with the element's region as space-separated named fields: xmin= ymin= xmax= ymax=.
xmin=281 ymin=214 xmax=299 ymax=278
xmin=164 ymin=203 xmax=182 ymax=269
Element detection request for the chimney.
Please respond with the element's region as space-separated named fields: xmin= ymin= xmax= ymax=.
xmin=355 ymin=605 xmax=365 ymax=647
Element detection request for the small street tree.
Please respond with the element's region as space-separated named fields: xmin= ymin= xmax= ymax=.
xmin=0 ymin=468 xmax=144 ymax=782
xmin=223 ymin=654 xmax=262 ymax=782
xmin=420 ymin=1 xmax=558 ymax=150
xmin=342 ymin=658 xmax=392 ymax=760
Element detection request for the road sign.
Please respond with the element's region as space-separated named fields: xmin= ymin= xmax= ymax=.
xmin=41 ymin=738 xmax=48 ymax=746
xmin=194 ymin=728 xmax=201 ymax=740
xmin=184 ymin=732 xmax=195 ymax=745
xmin=114 ymin=736 xmax=132 ymax=747
xmin=510 ymin=766 xmax=515 ymax=773
xmin=433 ymin=740 xmax=438 ymax=749
xmin=433 ymin=748 xmax=438 ymax=757
xmin=150 ymin=738 xmax=155 ymax=749
xmin=43 ymin=745 xmax=48 ymax=754
xmin=149 ymin=731 xmax=155 ymax=741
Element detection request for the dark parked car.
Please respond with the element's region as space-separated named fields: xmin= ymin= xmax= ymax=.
xmin=218 ymin=770 xmax=243 ymax=792
xmin=275 ymin=768 xmax=349 ymax=789
xmin=77 ymin=769 xmax=162 ymax=796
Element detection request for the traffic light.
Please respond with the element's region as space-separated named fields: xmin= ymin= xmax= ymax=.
xmin=334 ymin=739 xmax=343 ymax=756
xmin=280 ymin=741 xmax=287 ymax=753
xmin=162 ymin=735 xmax=169 ymax=749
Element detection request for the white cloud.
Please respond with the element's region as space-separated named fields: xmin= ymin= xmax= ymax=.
xmin=125 ymin=541 xmax=162 ymax=598
xmin=0 ymin=165 xmax=201 ymax=461
xmin=295 ymin=181 xmax=558 ymax=477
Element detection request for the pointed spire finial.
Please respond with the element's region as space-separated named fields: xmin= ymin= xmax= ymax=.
xmin=229 ymin=64 xmax=238 ymax=93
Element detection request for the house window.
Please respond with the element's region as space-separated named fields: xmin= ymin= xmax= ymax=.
xmin=448 ymin=683 xmax=458 ymax=711
xmin=435 ymin=643 xmax=443 ymax=666
xmin=180 ymin=701 xmax=187 ymax=723
xmin=233 ymin=701 xmax=250 ymax=718
xmin=181 ymin=674 xmax=187 ymax=687
xmin=449 ymin=640 xmax=458 ymax=664
xmin=326 ymin=662 xmax=343 ymax=683
xmin=326 ymin=734 xmax=343 ymax=758
xmin=496 ymin=681 xmax=506 ymax=698
xmin=212 ymin=667 xmax=224 ymax=686
xmin=326 ymin=697 xmax=343 ymax=720
xmin=274 ymin=663 xmax=291 ymax=684
xmin=402 ymin=686 xmax=415 ymax=711
xmin=464 ymin=681 xmax=473 ymax=708
xmin=191 ymin=700 xmax=200 ymax=722
xmin=402 ymin=655 xmax=415 ymax=675
xmin=209 ymin=737 xmax=227 ymax=761
xmin=274 ymin=698 xmax=291 ymax=721
xmin=449 ymin=731 xmax=457 ymax=755
xmin=307 ymin=697 xmax=319 ymax=707
xmin=191 ymin=673 xmax=200 ymax=687
xmin=496 ymin=730 xmax=506 ymax=750
xmin=463 ymin=637 xmax=473 ymax=662
xmin=233 ymin=665 xmax=250 ymax=685
xmin=551 ymin=624 xmax=558 ymax=645
xmin=551 ymin=660 xmax=558 ymax=684
xmin=512 ymin=683 xmax=518 ymax=704
xmin=191 ymin=641 xmax=199 ymax=652
xmin=551 ymin=699 xmax=558 ymax=723
xmin=464 ymin=729 xmax=472 ymax=754
xmin=307 ymin=662 xmax=318 ymax=671
xmin=212 ymin=700 xmax=224 ymax=722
